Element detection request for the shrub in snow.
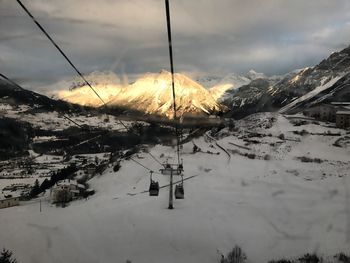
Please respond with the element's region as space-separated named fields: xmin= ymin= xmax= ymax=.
xmin=334 ymin=253 xmax=350 ymax=263
xmin=219 ymin=246 xmax=247 ymax=263
xmin=278 ymin=133 xmax=285 ymax=140
xmin=246 ymin=153 xmax=256 ymax=159
xmin=298 ymin=253 xmax=320 ymax=263
xmin=268 ymin=259 xmax=294 ymax=263
xmin=192 ymin=144 xmax=201 ymax=153
xmin=264 ymin=154 xmax=271 ymax=160
xmin=302 ymin=130 xmax=309 ymax=135
xmin=300 ymin=130 xmax=309 ymax=136
xmin=29 ymin=179 xmax=40 ymax=197
xmin=297 ymin=156 xmax=323 ymax=163
xmin=220 ymin=250 xmax=350 ymax=263
xmin=113 ymin=162 xmax=121 ymax=172
xmin=228 ymin=120 xmax=236 ymax=131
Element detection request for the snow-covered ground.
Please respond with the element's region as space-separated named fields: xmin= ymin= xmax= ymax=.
xmin=1 ymin=102 xmax=132 ymax=131
xmin=1 ymin=113 xmax=349 ymax=263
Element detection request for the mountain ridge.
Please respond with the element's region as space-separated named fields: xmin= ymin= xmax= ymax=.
xmin=57 ymin=70 xmax=224 ymax=119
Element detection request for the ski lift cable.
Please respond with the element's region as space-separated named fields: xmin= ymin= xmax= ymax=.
xmin=165 ymin=0 xmax=181 ymax=165
xmin=16 ymin=0 xmax=106 ymax=106
xmin=0 ymin=73 xmax=26 ymax=90
xmin=0 ymin=72 xmax=160 ymax=174
xmin=112 ymin=174 xmax=199 ymax=200
xmin=14 ymin=1 xmax=174 ymax=175
xmin=15 ymin=0 xmax=130 ymax=132
xmin=0 ymin=73 xmax=87 ymax=130
xmin=146 ymin=151 xmax=164 ymax=167
xmin=15 ymin=0 xmax=178 ymax=162
xmin=129 ymin=157 xmax=162 ymax=175
xmin=1 ymin=73 xmax=108 ymax=154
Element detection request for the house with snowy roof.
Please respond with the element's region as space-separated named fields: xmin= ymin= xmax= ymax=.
xmin=304 ymin=102 xmax=350 ymax=123
xmin=0 ymin=194 xmax=20 ymax=209
xmin=52 ymin=179 xmax=86 ymax=204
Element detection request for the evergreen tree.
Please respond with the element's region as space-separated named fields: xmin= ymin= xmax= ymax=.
xmin=30 ymin=179 xmax=40 ymax=197
xmin=0 ymin=248 xmax=17 ymax=263
xmin=40 ymin=178 xmax=50 ymax=191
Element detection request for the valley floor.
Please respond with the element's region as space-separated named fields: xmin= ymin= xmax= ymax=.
xmin=1 ymin=113 xmax=350 ymax=263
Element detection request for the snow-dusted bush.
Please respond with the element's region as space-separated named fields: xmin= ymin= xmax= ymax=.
xmin=293 ymin=129 xmax=309 ymax=136
xmin=334 ymin=253 xmax=350 ymax=263
xmin=297 ymin=156 xmax=323 ymax=163
xmin=113 ymin=162 xmax=121 ymax=172
xmin=246 ymin=153 xmax=256 ymax=159
xmin=219 ymin=246 xmax=247 ymax=263
xmin=268 ymin=259 xmax=293 ymax=263
xmin=264 ymin=154 xmax=271 ymax=160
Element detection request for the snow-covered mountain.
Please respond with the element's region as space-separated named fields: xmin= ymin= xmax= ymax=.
xmin=222 ymin=45 xmax=350 ymax=118
xmin=208 ymin=73 xmax=251 ymax=102
xmin=246 ymin=69 xmax=267 ymax=80
xmin=58 ymin=70 xmax=223 ymax=119
xmin=109 ymin=70 xmax=223 ymax=118
xmin=277 ymin=46 xmax=350 ymax=113
xmin=0 ymin=78 xmax=81 ymax=112
xmin=196 ymin=70 xmax=268 ymax=102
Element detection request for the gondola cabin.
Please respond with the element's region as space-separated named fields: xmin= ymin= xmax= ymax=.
xmin=149 ymin=180 xmax=159 ymax=196
xmin=175 ymin=184 xmax=184 ymax=199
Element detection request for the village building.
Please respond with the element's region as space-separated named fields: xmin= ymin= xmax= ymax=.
xmin=84 ymin=163 xmax=97 ymax=176
xmin=0 ymin=194 xmax=20 ymax=209
xmin=304 ymin=102 xmax=350 ymax=123
xmin=52 ymin=179 xmax=86 ymax=204
xmin=336 ymin=111 xmax=350 ymax=128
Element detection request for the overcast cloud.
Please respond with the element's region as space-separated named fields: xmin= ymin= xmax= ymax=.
xmin=1 ymin=0 xmax=350 ymax=91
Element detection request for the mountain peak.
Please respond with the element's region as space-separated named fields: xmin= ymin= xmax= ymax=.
xmin=246 ymin=69 xmax=266 ymax=80
xmin=159 ymin=69 xmax=171 ymax=75
xmin=57 ymin=71 xmax=223 ymax=118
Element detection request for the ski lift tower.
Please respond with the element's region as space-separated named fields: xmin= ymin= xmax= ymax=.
xmin=160 ymin=163 xmax=183 ymax=209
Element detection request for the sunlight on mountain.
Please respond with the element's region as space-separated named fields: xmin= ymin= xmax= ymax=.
xmin=56 ymin=70 xmax=224 ymax=118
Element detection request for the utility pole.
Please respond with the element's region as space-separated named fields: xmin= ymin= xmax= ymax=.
xmin=168 ymin=168 xmax=173 ymax=209
xmin=39 ymin=199 xmax=41 ymax=212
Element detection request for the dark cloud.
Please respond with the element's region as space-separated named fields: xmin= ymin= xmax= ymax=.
xmin=1 ymin=0 xmax=350 ymax=91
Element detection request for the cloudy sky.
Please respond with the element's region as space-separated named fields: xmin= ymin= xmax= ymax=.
xmin=1 ymin=0 xmax=350 ymax=91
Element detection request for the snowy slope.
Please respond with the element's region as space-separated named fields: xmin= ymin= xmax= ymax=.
xmin=1 ymin=113 xmax=349 ymax=263
xmin=1 ymin=102 xmax=131 ymax=131
xmin=279 ymin=74 xmax=346 ymax=113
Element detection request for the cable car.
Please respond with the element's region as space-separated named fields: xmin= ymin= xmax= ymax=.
xmin=149 ymin=171 xmax=159 ymax=196
xmin=178 ymin=163 xmax=183 ymax=173
xmin=149 ymin=180 xmax=159 ymax=196
xmin=175 ymin=184 xmax=184 ymax=199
